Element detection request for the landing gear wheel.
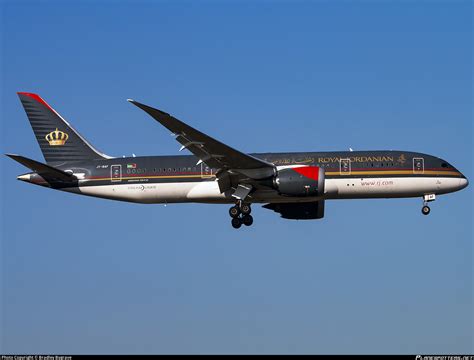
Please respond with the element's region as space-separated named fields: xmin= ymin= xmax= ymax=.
xmin=231 ymin=217 xmax=242 ymax=229
xmin=242 ymin=214 xmax=254 ymax=227
xmin=240 ymin=204 xmax=251 ymax=215
xmin=229 ymin=206 xmax=241 ymax=218
xmin=422 ymin=205 xmax=431 ymax=215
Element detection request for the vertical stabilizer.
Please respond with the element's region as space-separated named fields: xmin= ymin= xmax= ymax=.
xmin=17 ymin=92 xmax=111 ymax=164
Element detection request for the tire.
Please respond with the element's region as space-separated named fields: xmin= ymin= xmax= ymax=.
xmin=422 ymin=205 xmax=431 ymax=215
xmin=240 ymin=204 xmax=251 ymax=215
xmin=242 ymin=215 xmax=253 ymax=227
xmin=229 ymin=206 xmax=240 ymax=218
xmin=231 ymin=217 xmax=242 ymax=229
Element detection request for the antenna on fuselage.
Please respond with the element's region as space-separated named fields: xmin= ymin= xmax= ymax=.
xmin=349 ymin=147 xmax=354 ymax=152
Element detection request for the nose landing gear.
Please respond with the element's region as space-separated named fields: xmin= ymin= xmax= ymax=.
xmin=421 ymin=194 xmax=435 ymax=216
xmin=421 ymin=205 xmax=431 ymax=215
xmin=229 ymin=202 xmax=253 ymax=228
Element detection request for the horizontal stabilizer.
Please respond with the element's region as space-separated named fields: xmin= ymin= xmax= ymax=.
xmin=6 ymin=154 xmax=75 ymax=181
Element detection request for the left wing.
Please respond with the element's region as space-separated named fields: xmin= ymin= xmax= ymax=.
xmin=128 ymin=99 xmax=275 ymax=181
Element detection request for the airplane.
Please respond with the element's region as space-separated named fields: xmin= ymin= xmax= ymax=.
xmin=7 ymin=92 xmax=469 ymax=229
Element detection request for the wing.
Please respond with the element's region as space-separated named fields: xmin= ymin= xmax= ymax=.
xmin=128 ymin=99 xmax=275 ymax=180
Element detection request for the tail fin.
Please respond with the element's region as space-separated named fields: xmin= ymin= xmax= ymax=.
xmin=17 ymin=92 xmax=111 ymax=164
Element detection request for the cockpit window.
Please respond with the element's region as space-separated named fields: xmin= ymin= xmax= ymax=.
xmin=441 ymin=163 xmax=448 ymax=168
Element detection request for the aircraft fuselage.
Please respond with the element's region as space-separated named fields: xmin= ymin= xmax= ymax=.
xmin=18 ymin=150 xmax=468 ymax=204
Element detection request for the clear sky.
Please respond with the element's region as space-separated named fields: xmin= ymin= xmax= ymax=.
xmin=1 ymin=0 xmax=472 ymax=354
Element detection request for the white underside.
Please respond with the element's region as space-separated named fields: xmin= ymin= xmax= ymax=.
xmin=63 ymin=177 xmax=467 ymax=204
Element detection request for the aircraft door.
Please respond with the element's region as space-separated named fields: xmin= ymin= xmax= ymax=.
xmin=111 ymin=164 xmax=122 ymax=182
xmin=201 ymin=162 xmax=213 ymax=178
xmin=413 ymin=158 xmax=424 ymax=174
xmin=340 ymin=158 xmax=351 ymax=175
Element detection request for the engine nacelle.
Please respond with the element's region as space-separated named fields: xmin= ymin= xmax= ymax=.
xmin=274 ymin=166 xmax=325 ymax=197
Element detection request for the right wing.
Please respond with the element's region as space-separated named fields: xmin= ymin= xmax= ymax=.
xmin=128 ymin=99 xmax=275 ymax=180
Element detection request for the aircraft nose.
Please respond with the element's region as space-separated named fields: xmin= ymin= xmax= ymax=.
xmin=458 ymin=176 xmax=469 ymax=190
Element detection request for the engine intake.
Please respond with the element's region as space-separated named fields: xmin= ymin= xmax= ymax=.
xmin=274 ymin=166 xmax=325 ymax=197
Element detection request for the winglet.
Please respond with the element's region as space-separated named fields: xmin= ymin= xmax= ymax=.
xmin=127 ymin=99 xmax=172 ymax=117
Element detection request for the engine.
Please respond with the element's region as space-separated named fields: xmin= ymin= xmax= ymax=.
xmin=274 ymin=166 xmax=325 ymax=197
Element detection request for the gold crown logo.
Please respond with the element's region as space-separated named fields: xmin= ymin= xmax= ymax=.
xmin=45 ymin=128 xmax=69 ymax=146
xmin=397 ymin=154 xmax=407 ymax=164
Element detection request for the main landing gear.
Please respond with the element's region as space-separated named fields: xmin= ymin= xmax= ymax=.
xmin=421 ymin=194 xmax=435 ymax=216
xmin=229 ymin=202 xmax=253 ymax=229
